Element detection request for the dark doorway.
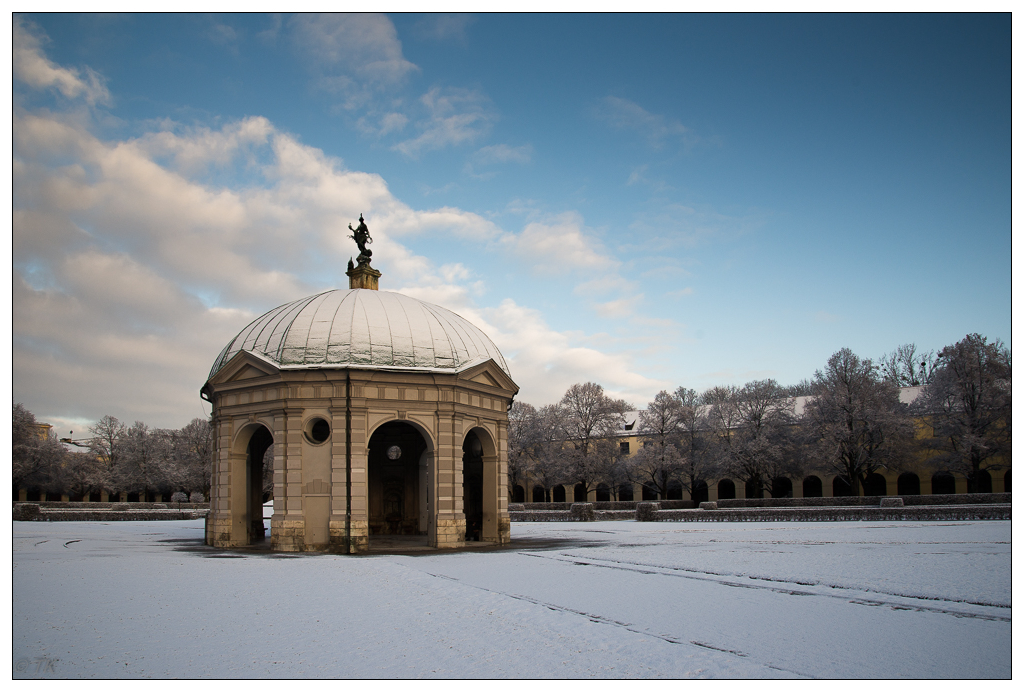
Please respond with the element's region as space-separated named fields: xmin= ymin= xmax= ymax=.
xmin=368 ymin=422 xmax=427 ymax=536
xmin=771 ymin=477 xmax=793 ymax=498
xmin=744 ymin=481 xmax=764 ymax=499
xmin=972 ymin=469 xmax=992 ymax=493
xmin=864 ymin=473 xmax=887 ymax=496
xmin=931 ymin=472 xmax=956 ymax=495
xmin=718 ymin=479 xmax=736 ymax=500
xmin=1004 ymin=470 xmax=1011 ymax=493
xmin=642 ymin=484 xmax=658 ymax=501
xmin=596 ymin=484 xmax=611 ymax=502
xmin=246 ymin=426 xmax=273 ymax=542
xmin=532 ymin=485 xmax=546 ymax=503
xmin=553 ymin=486 xmax=566 ymax=503
xmin=897 ymin=473 xmax=920 ymax=496
xmin=463 ymin=431 xmax=484 ymax=541
xmin=667 ymin=481 xmax=683 ymax=500
xmin=691 ymin=481 xmax=709 ymax=504
xmin=573 ymin=483 xmax=588 ymax=502
xmin=803 ymin=476 xmax=823 ymax=497
xmin=832 ymin=476 xmax=853 ymax=497
xmin=617 ymin=483 xmax=634 ymax=501
xmin=512 ymin=485 xmax=525 ymax=503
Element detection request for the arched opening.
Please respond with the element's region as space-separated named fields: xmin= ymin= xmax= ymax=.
xmin=573 ymin=483 xmax=588 ymax=502
xmin=691 ymin=481 xmax=709 ymax=504
xmin=666 ymin=480 xmax=683 ymax=500
xmin=617 ymin=483 xmax=634 ymax=501
xmin=641 ymin=484 xmax=658 ymax=501
xmin=832 ymin=476 xmax=853 ymax=497
xmin=897 ymin=473 xmax=920 ymax=496
xmin=744 ymin=480 xmax=764 ymax=499
xmin=717 ymin=479 xmax=736 ymax=500
xmin=512 ymin=484 xmax=525 ymax=503
xmin=532 ymin=485 xmax=546 ymax=503
xmin=771 ymin=477 xmax=793 ymax=498
xmin=596 ymin=484 xmax=611 ymax=502
xmin=864 ymin=473 xmax=887 ymax=496
xmin=972 ymin=469 xmax=992 ymax=493
xmin=553 ymin=486 xmax=566 ymax=503
xmin=88 ymin=491 xmax=102 ymax=502
xmin=245 ymin=426 xmax=273 ymax=543
xmin=368 ymin=421 xmax=429 ymax=539
xmin=1004 ymin=470 xmax=1011 ymax=493
xmin=931 ymin=472 xmax=956 ymax=495
xmin=803 ymin=476 xmax=822 ymax=497
xmin=462 ymin=431 xmax=484 ymax=541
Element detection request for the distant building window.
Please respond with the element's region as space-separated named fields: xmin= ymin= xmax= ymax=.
xmin=624 ymin=422 xmax=635 ymax=431
xmin=620 ymin=441 xmax=630 ymax=454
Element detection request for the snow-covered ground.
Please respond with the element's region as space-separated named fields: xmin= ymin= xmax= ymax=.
xmin=13 ymin=519 xmax=1010 ymax=679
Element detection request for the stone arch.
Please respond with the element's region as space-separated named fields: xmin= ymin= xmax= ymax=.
xmin=803 ymin=475 xmax=823 ymax=497
xmin=553 ymin=485 xmax=566 ymax=503
xmin=897 ymin=472 xmax=920 ymax=496
xmin=573 ymin=483 xmax=588 ymax=502
xmin=464 ymin=426 xmax=499 ymax=543
xmin=972 ymin=469 xmax=992 ymax=493
xmin=691 ymin=481 xmax=709 ymax=504
xmin=717 ymin=478 xmax=736 ymax=500
xmin=368 ymin=421 xmax=432 ymax=540
xmin=931 ymin=472 xmax=956 ymax=495
xmin=771 ymin=477 xmax=793 ymax=498
xmin=832 ymin=475 xmax=853 ymax=497
xmin=532 ymin=485 xmax=546 ymax=503
xmin=228 ymin=422 xmax=274 ymax=546
xmin=512 ymin=484 xmax=526 ymax=503
xmin=864 ymin=473 xmax=887 ymax=496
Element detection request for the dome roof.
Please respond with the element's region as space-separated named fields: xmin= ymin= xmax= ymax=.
xmin=208 ymin=289 xmax=510 ymax=381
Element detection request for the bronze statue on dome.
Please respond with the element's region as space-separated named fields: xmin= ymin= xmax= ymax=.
xmin=349 ymin=214 xmax=373 ymax=265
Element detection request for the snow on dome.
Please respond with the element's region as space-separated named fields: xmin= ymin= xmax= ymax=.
xmin=208 ymin=289 xmax=510 ymax=380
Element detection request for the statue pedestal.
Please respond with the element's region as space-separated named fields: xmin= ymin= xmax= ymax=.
xmin=347 ymin=262 xmax=381 ymax=290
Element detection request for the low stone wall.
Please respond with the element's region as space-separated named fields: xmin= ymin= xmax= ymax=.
xmin=509 ymin=497 xmax=1011 ymax=523
xmin=13 ymin=503 xmax=209 ymax=522
xmin=15 ymin=501 xmax=210 ymax=511
xmin=712 ymin=493 xmax=1011 ymax=508
xmin=644 ymin=504 xmax=1011 ymax=522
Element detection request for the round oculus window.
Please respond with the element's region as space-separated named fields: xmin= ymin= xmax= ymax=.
xmin=386 ymin=445 xmax=402 ymax=460
xmin=305 ymin=418 xmax=331 ymax=444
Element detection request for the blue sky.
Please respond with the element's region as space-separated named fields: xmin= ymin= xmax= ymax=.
xmin=11 ymin=13 xmax=1011 ymax=431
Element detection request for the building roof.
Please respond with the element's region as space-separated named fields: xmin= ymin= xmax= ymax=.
xmin=208 ymin=289 xmax=510 ymax=381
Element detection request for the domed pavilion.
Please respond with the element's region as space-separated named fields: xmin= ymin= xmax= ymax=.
xmin=201 ymin=218 xmax=518 ymax=552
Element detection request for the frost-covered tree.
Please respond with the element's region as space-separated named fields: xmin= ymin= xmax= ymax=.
xmin=627 ymin=391 xmax=683 ymax=499
xmin=557 ymin=382 xmax=630 ymax=495
xmin=804 ymin=348 xmax=913 ymax=495
xmin=677 ymin=387 xmax=719 ymax=501
xmin=728 ymin=379 xmax=797 ymax=498
xmin=879 ymin=343 xmax=939 ymax=387
xmin=916 ymin=334 xmax=1011 ymax=491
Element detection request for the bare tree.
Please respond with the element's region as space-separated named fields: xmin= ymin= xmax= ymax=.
xmin=13 ymin=403 xmax=67 ymax=495
xmin=916 ymin=334 xmax=1011 ymax=491
xmin=165 ymin=418 xmax=213 ymax=497
xmin=879 ymin=343 xmax=939 ymax=387
xmin=506 ymin=400 xmax=536 ymax=500
xmin=626 ymin=391 xmax=683 ymax=499
xmin=804 ymin=348 xmax=914 ymax=495
xmin=677 ymin=387 xmax=719 ymax=501
xmin=728 ymin=379 xmax=797 ymax=498
xmin=557 ymin=382 xmax=630 ymax=495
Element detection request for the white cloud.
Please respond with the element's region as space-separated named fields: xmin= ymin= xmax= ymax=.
xmin=505 ymin=212 xmax=618 ymax=273
xmin=13 ymin=16 xmax=110 ymax=106
xmin=596 ymin=96 xmax=691 ymax=149
xmin=473 ymin=144 xmax=533 ymax=165
xmin=392 ymin=87 xmax=496 ymax=157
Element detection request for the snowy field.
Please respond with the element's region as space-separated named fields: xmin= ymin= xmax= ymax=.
xmin=13 ymin=519 xmax=1010 ymax=679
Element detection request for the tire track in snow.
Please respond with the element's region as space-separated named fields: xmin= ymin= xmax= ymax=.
xmin=523 ymin=552 xmax=1011 ymax=623
xmin=421 ymin=569 xmax=813 ymax=678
